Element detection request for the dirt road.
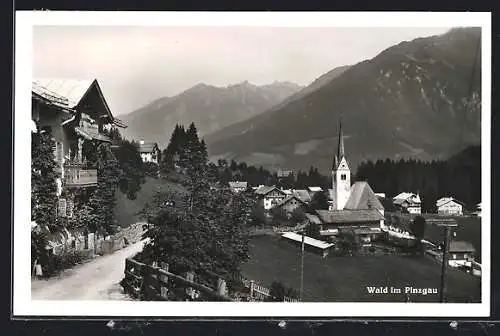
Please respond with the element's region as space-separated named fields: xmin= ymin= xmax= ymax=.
xmin=31 ymin=239 xmax=148 ymax=300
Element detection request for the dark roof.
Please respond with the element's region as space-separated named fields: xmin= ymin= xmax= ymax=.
xmin=137 ymin=142 xmax=159 ymax=153
xmin=305 ymin=213 xmax=322 ymax=225
xmin=293 ymin=189 xmax=312 ymax=203
xmin=449 ymin=241 xmax=476 ymax=253
xmin=316 ymin=209 xmax=384 ymax=224
xmin=276 ymin=195 xmax=307 ymax=208
xmin=343 ymin=182 xmax=384 ymax=211
xmin=255 ymin=185 xmax=286 ymax=196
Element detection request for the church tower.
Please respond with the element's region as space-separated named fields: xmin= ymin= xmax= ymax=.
xmin=332 ymin=117 xmax=351 ymax=210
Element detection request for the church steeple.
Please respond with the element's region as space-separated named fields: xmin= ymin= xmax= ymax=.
xmin=332 ymin=115 xmax=350 ymax=210
xmin=337 ymin=116 xmax=345 ymax=160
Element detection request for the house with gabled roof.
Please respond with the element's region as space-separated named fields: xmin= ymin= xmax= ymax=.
xmin=393 ymin=192 xmax=422 ymax=214
xmin=228 ymin=181 xmax=248 ymax=193
xmin=137 ymin=140 xmax=161 ymax=164
xmin=32 ymin=78 xmax=126 ymax=218
xmin=436 ymin=197 xmax=464 ymax=216
xmin=254 ymin=185 xmax=288 ymax=210
xmin=274 ymin=195 xmax=307 ymax=214
xmin=305 ymin=118 xmax=385 ymax=243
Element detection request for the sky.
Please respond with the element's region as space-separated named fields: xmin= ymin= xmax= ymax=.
xmin=33 ymin=26 xmax=452 ymax=116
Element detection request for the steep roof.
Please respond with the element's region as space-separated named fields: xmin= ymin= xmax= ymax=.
xmin=33 ymin=78 xmax=94 ymax=108
xmin=393 ymin=192 xmax=415 ymax=200
xmin=436 ymin=197 xmax=464 ymax=207
xmin=255 ymin=185 xmax=285 ymax=196
xmin=293 ymin=189 xmax=312 ymax=203
xmin=276 ymin=195 xmax=307 ymax=208
xmin=32 ymin=78 xmax=126 ymax=128
xmin=315 ymin=209 xmax=384 ymax=224
xmin=305 ymin=213 xmax=322 ymax=225
xmin=449 ymin=241 xmax=476 ymax=253
xmin=137 ymin=142 xmax=159 ymax=153
xmin=343 ymin=182 xmax=384 ymax=211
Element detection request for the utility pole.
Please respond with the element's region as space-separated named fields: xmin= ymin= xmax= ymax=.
xmin=440 ymin=225 xmax=452 ymax=303
xmin=300 ymin=231 xmax=305 ymax=301
xmin=427 ymin=218 xmax=457 ymax=303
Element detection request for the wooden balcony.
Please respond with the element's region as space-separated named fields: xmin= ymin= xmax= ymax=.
xmin=64 ymin=163 xmax=98 ymax=187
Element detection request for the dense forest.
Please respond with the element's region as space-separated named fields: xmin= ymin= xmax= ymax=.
xmin=160 ymin=124 xmax=480 ymax=213
xmin=355 ymin=146 xmax=481 ymax=212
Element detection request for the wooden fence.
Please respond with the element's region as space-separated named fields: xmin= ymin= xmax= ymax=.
xmin=121 ymin=258 xmax=233 ymax=301
xmin=240 ymin=277 xmax=300 ymax=302
xmin=121 ymin=258 xmax=300 ymax=302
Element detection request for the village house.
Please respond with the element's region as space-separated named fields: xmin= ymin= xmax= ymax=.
xmin=228 ymin=181 xmax=248 ymax=193
xmin=254 ymin=185 xmax=287 ymax=210
xmin=305 ymin=119 xmax=385 ymax=244
xmin=393 ymin=192 xmax=422 ymax=214
xmin=274 ymin=195 xmax=308 ymax=214
xmin=137 ymin=140 xmax=161 ymax=164
xmin=436 ymin=197 xmax=464 ymax=216
xmin=32 ymin=78 xmax=126 ymax=249
xmin=447 ymin=240 xmax=476 ymax=268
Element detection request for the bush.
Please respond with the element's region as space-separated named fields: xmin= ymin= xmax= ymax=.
xmin=42 ymin=251 xmax=90 ymax=278
xmin=144 ymin=162 xmax=160 ymax=177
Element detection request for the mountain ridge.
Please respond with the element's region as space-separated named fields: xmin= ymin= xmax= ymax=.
xmin=119 ymin=80 xmax=304 ymax=146
xmin=205 ymin=27 xmax=481 ymax=174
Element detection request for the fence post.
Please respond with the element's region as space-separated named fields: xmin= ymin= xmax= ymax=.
xmin=216 ymin=278 xmax=228 ymax=297
xmin=249 ymin=280 xmax=255 ymax=300
xmin=159 ymin=262 xmax=169 ymax=300
xmin=185 ymin=271 xmax=195 ymax=300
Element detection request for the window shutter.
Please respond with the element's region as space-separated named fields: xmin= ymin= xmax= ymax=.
xmin=58 ymin=198 xmax=67 ymax=218
xmin=52 ymin=139 xmax=57 ymax=161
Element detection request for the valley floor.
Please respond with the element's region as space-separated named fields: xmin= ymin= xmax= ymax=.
xmin=242 ymin=235 xmax=481 ymax=303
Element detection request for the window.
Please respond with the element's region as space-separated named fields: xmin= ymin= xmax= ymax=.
xmin=452 ymin=254 xmax=456 ymax=259
xmin=341 ymin=174 xmax=347 ymax=181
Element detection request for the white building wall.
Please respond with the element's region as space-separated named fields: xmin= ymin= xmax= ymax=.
xmin=438 ymin=202 xmax=463 ymax=215
xmin=407 ymin=206 xmax=421 ymax=214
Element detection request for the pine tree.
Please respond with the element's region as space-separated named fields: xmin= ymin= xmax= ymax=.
xmin=31 ymin=131 xmax=59 ymax=231
xmin=87 ymin=143 xmax=122 ymax=235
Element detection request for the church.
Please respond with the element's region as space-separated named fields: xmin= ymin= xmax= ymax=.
xmin=306 ymin=119 xmax=385 ymax=243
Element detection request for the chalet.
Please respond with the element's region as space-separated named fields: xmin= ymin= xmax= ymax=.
xmin=274 ymin=195 xmax=307 ymax=214
xmin=32 ymin=78 xmax=126 ymax=218
xmin=393 ymin=192 xmax=422 ymax=214
xmin=448 ymin=241 xmax=476 ymax=268
xmin=436 ymin=197 xmax=464 ymax=216
xmin=305 ymin=118 xmax=385 ymax=243
xmin=228 ymin=181 xmax=248 ymax=193
xmin=137 ymin=141 xmax=161 ymax=164
xmin=254 ymin=185 xmax=287 ymax=210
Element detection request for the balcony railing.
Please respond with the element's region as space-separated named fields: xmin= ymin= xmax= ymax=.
xmin=64 ymin=163 xmax=98 ymax=187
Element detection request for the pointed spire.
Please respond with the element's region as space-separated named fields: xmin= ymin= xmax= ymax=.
xmin=337 ymin=115 xmax=345 ymax=160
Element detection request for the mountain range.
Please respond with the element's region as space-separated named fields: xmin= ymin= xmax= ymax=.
xmin=204 ymin=27 xmax=482 ymax=173
xmin=118 ymin=81 xmax=304 ymax=146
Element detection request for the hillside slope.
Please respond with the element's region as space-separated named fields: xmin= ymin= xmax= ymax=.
xmin=205 ymin=28 xmax=482 ymax=173
xmin=119 ymin=81 xmax=303 ymax=147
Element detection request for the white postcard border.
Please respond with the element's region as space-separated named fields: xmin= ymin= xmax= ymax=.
xmin=14 ymin=11 xmax=491 ymax=317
